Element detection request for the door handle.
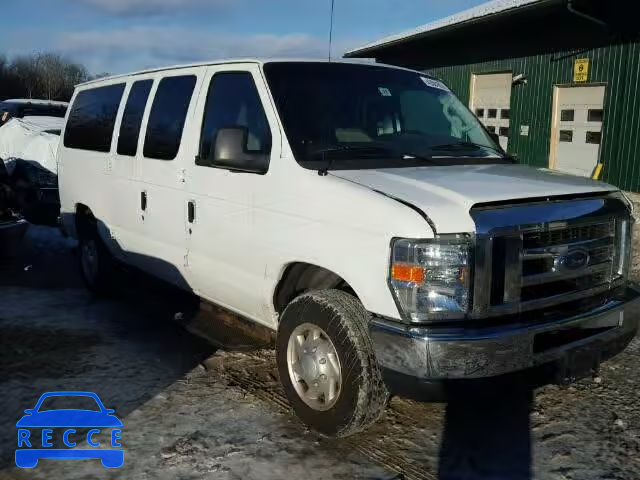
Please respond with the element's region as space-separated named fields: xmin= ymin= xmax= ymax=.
xmin=140 ymin=191 xmax=147 ymax=211
xmin=188 ymin=200 xmax=196 ymax=223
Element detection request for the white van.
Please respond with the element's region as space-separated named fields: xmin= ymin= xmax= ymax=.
xmin=58 ymin=59 xmax=639 ymax=436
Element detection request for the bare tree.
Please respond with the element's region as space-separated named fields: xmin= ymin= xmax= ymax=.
xmin=2 ymin=52 xmax=91 ymax=101
xmin=38 ymin=53 xmax=67 ymax=100
xmin=11 ymin=55 xmax=41 ymax=99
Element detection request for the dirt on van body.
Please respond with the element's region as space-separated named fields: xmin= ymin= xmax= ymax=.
xmin=0 ymin=225 xmax=639 ymax=480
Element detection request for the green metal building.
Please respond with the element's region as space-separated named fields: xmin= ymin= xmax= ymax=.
xmin=345 ymin=0 xmax=640 ymax=192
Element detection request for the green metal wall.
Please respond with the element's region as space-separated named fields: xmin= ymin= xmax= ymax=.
xmin=427 ymin=41 xmax=640 ymax=192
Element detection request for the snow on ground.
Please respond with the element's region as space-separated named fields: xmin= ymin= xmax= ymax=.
xmin=0 ymin=227 xmax=390 ymax=480
xmin=0 ymin=117 xmax=61 ymax=175
xmin=0 ymin=226 xmax=639 ymax=480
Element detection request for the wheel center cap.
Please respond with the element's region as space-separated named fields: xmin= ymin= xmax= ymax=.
xmin=300 ymin=353 xmax=318 ymax=380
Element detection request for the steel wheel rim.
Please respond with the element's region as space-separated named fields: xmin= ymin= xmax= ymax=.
xmin=81 ymin=240 xmax=99 ymax=284
xmin=287 ymin=322 xmax=342 ymax=411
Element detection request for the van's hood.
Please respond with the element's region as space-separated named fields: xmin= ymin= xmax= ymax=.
xmin=331 ymin=164 xmax=617 ymax=233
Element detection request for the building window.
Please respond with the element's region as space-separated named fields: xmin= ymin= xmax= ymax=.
xmin=499 ymin=126 xmax=509 ymax=137
xmin=64 ymin=83 xmax=125 ymax=152
xmin=560 ymin=109 xmax=574 ymax=122
xmin=117 ymin=79 xmax=153 ymax=156
xmin=475 ymin=108 xmax=485 ymax=118
xmin=144 ymin=75 xmax=196 ymax=160
xmin=559 ymin=130 xmax=573 ymax=142
xmin=486 ymin=125 xmax=496 ymax=133
xmin=487 ymin=108 xmax=497 ymax=118
xmin=588 ymin=109 xmax=604 ymax=122
xmin=586 ymin=131 xmax=602 ymax=144
xmin=500 ymin=109 xmax=510 ymax=119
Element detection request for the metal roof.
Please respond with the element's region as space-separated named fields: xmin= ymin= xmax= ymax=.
xmin=345 ymin=0 xmax=559 ymax=57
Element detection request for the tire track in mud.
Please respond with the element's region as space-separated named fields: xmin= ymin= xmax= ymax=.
xmin=198 ymin=337 xmax=640 ymax=480
xmin=208 ymin=349 xmax=438 ymax=480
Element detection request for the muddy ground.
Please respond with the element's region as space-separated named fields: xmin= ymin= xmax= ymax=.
xmin=0 ymin=225 xmax=639 ymax=480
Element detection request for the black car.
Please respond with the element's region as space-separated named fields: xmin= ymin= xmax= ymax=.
xmin=0 ymin=99 xmax=67 ymax=125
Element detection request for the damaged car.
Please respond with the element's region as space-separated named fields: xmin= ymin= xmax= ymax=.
xmin=57 ymin=60 xmax=638 ymax=436
xmin=0 ymin=159 xmax=28 ymax=258
xmin=0 ymin=112 xmax=63 ymax=226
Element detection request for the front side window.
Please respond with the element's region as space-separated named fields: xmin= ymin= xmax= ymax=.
xmin=264 ymin=62 xmax=505 ymax=170
xmin=117 ymin=79 xmax=153 ymax=156
xmin=64 ymin=84 xmax=125 ymax=152
xmin=199 ymin=72 xmax=271 ymax=164
xmin=143 ymin=75 xmax=196 ymax=160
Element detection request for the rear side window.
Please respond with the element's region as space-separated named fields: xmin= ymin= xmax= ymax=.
xmin=143 ymin=75 xmax=196 ymax=160
xmin=117 ymin=80 xmax=153 ymax=156
xmin=64 ymin=84 xmax=125 ymax=152
xmin=199 ymin=72 xmax=271 ymax=162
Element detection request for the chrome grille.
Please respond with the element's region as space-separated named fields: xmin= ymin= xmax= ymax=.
xmin=470 ymin=196 xmax=631 ymax=318
xmin=523 ymin=222 xmax=614 ymax=248
xmin=519 ymin=219 xmax=615 ymax=303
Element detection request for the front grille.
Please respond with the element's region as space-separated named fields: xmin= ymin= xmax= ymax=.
xmin=524 ymin=222 xmax=613 ymax=247
xmin=519 ymin=219 xmax=615 ymax=303
xmin=470 ymin=196 xmax=631 ymax=318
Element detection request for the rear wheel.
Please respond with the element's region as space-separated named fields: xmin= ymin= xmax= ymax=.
xmin=78 ymin=218 xmax=115 ymax=295
xmin=276 ymin=289 xmax=388 ymax=437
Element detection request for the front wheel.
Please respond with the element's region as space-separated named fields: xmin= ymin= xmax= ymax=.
xmin=276 ymin=289 xmax=388 ymax=437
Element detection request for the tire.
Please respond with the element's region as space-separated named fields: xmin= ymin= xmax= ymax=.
xmin=276 ymin=289 xmax=389 ymax=437
xmin=78 ymin=221 xmax=115 ymax=296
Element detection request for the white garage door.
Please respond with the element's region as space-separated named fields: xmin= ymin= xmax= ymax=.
xmin=470 ymin=73 xmax=512 ymax=150
xmin=550 ymin=85 xmax=605 ymax=177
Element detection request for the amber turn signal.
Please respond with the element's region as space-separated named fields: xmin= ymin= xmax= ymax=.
xmin=391 ymin=264 xmax=426 ymax=283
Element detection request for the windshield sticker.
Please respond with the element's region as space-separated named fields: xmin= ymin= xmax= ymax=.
xmin=378 ymin=87 xmax=392 ymax=97
xmin=420 ymin=77 xmax=449 ymax=92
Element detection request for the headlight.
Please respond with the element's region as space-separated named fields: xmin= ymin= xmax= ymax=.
xmin=389 ymin=235 xmax=472 ymax=322
xmin=613 ymin=217 xmax=633 ymax=279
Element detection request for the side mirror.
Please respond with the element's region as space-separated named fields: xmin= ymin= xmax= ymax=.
xmin=213 ymin=127 xmax=269 ymax=174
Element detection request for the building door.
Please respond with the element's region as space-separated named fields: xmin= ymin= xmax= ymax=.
xmin=550 ymin=85 xmax=605 ymax=177
xmin=470 ymin=72 xmax=512 ymax=150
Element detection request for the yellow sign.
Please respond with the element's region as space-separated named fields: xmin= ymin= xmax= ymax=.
xmin=574 ymin=58 xmax=590 ymax=82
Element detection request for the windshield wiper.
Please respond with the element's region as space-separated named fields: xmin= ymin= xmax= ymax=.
xmin=311 ymin=144 xmax=441 ymax=175
xmin=430 ymin=141 xmax=506 ymax=157
xmin=397 ymin=151 xmax=439 ymax=166
xmin=311 ymin=145 xmax=397 ymax=175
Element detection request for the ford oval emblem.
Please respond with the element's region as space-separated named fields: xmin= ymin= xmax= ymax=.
xmin=555 ymin=247 xmax=590 ymax=271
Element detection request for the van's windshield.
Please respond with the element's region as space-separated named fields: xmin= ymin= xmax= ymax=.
xmin=264 ymin=62 xmax=510 ymax=171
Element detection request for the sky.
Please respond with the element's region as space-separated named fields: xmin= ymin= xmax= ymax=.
xmin=3 ymin=0 xmax=486 ymax=75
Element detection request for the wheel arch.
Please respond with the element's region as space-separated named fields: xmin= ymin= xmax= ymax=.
xmin=74 ymin=203 xmax=97 ymax=239
xmin=272 ymin=262 xmax=359 ymax=316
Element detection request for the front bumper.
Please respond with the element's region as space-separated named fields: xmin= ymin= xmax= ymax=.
xmin=369 ymin=286 xmax=640 ymax=381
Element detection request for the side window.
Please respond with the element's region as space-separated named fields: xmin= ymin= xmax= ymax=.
xmin=143 ymin=75 xmax=196 ymax=160
xmin=117 ymin=79 xmax=153 ymax=156
xmin=199 ymin=72 xmax=271 ymax=164
xmin=64 ymin=83 xmax=125 ymax=152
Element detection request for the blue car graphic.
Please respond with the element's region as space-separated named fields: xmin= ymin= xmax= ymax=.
xmin=16 ymin=391 xmax=123 ymax=468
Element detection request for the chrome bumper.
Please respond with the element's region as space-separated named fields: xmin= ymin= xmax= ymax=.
xmin=370 ymin=286 xmax=640 ymax=380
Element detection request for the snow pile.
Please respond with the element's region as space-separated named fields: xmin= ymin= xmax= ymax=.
xmin=0 ymin=117 xmax=63 ymax=175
